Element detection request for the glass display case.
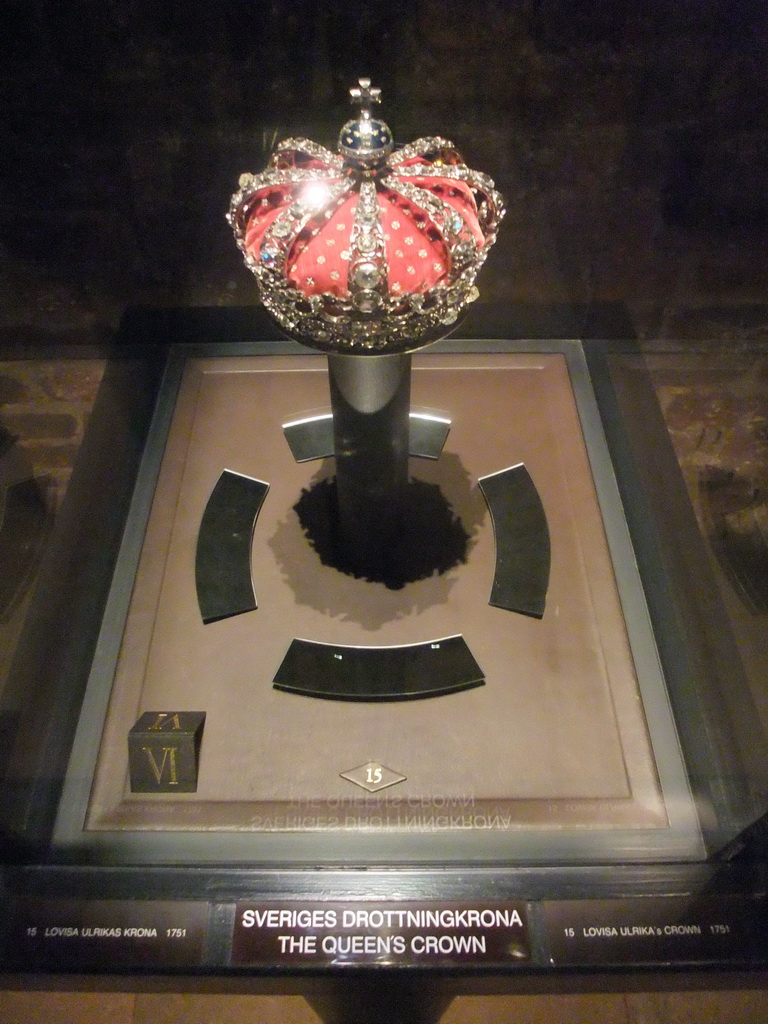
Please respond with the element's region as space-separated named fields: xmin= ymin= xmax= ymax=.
xmin=0 ymin=307 xmax=765 ymax=992
xmin=5 ymin=5 xmax=768 ymax=1019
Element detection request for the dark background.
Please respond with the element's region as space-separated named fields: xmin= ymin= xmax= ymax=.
xmin=2 ymin=0 xmax=767 ymax=347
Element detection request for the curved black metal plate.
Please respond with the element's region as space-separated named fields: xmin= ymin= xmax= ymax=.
xmin=273 ymin=635 xmax=484 ymax=702
xmin=195 ymin=470 xmax=269 ymax=624
xmin=479 ymin=463 xmax=550 ymax=618
xmin=283 ymin=411 xmax=450 ymax=462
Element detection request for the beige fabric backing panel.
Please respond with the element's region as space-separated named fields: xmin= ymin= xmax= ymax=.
xmin=86 ymin=353 xmax=665 ymax=833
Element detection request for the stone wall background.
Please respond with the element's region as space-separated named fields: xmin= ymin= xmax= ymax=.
xmin=1 ymin=0 xmax=767 ymax=505
xmin=1 ymin=0 xmax=767 ymax=347
xmin=0 ymin=361 xmax=105 ymax=511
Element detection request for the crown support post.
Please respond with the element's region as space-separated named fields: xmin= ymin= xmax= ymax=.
xmin=328 ymin=352 xmax=412 ymax=572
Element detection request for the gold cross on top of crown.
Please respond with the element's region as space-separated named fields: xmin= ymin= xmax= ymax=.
xmin=350 ymin=77 xmax=381 ymax=117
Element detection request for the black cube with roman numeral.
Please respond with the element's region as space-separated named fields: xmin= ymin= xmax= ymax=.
xmin=128 ymin=712 xmax=206 ymax=792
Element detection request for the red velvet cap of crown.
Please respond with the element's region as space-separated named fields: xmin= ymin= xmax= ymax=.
xmin=239 ymin=151 xmax=486 ymax=300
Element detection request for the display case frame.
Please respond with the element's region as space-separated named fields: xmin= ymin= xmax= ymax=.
xmin=51 ymin=334 xmax=702 ymax=867
xmin=0 ymin=309 xmax=765 ymax=980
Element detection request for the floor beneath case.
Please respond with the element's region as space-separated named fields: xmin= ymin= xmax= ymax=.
xmin=2 ymin=987 xmax=768 ymax=1023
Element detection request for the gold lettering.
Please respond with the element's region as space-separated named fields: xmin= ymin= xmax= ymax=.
xmin=142 ymin=746 xmax=179 ymax=785
xmin=148 ymin=713 xmax=182 ymax=731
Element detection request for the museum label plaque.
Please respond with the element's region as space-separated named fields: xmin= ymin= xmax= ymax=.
xmin=543 ymin=896 xmax=767 ymax=966
xmin=5 ymin=899 xmax=208 ymax=970
xmin=232 ymin=900 xmax=530 ymax=967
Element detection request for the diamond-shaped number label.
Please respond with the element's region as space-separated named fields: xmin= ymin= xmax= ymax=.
xmin=340 ymin=761 xmax=406 ymax=793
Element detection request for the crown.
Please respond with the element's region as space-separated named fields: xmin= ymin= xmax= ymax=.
xmin=228 ymin=79 xmax=505 ymax=354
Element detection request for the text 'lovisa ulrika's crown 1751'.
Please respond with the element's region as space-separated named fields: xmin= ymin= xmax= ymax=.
xmin=228 ymin=78 xmax=505 ymax=355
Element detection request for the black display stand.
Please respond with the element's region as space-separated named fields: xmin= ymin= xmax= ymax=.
xmin=0 ymin=307 xmax=765 ymax=1020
